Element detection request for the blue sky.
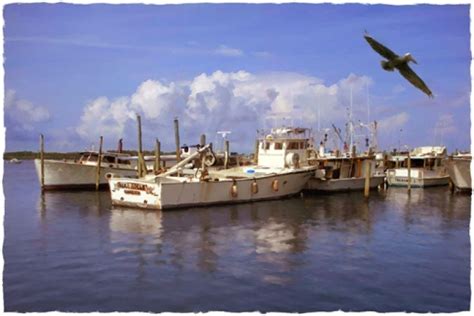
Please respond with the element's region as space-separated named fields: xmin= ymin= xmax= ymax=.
xmin=3 ymin=3 xmax=471 ymax=153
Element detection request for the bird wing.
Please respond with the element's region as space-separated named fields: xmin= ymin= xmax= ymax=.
xmin=397 ymin=63 xmax=433 ymax=97
xmin=364 ymin=35 xmax=398 ymax=60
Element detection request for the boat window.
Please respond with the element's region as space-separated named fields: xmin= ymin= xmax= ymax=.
xmin=265 ymin=142 xmax=270 ymax=150
xmin=88 ymin=154 xmax=99 ymax=162
xmin=103 ymin=155 xmax=116 ymax=163
xmin=274 ymin=142 xmax=283 ymax=150
xmin=288 ymin=141 xmax=299 ymax=150
xmin=117 ymin=159 xmax=131 ymax=165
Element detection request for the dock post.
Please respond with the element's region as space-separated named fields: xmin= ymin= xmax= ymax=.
xmin=95 ymin=136 xmax=103 ymax=190
xmin=224 ymin=140 xmax=230 ymax=169
xmin=254 ymin=139 xmax=259 ymax=164
xmin=137 ymin=114 xmax=144 ymax=178
xmin=154 ymin=138 xmax=161 ymax=173
xmin=40 ymin=134 xmax=45 ymax=191
xmin=174 ymin=118 xmax=181 ymax=163
xmin=407 ymin=150 xmax=411 ymax=193
xmin=364 ymin=159 xmax=371 ymax=198
xmin=200 ymin=134 xmax=206 ymax=170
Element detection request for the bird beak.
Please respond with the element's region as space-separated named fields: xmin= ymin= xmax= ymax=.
xmin=411 ymin=56 xmax=418 ymax=64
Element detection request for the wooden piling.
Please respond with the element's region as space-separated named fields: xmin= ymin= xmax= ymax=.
xmin=407 ymin=151 xmax=412 ymax=193
xmin=174 ymin=118 xmax=181 ymax=163
xmin=224 ymin=140 xmax=230 ymax=169
xmin=154 ymin=138 xmax=161 ymax=173
xmin=137 ymin=114 xmax=144 ymax=178
xmin=200 ymin=134 xmax=206 ymax=170
xmin=254 ymin=139 xmax=259 ymax=164
xmin=364 ymin=159 xmax=371 ymax=198
xmin=95 ymin=136 xmax=103 ymax=190
xmin=40 ymin=134 xmax=45 ymax=190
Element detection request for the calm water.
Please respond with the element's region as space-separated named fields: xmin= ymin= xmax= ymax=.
xmin=3 ymin=161 xmax=471 ymax=312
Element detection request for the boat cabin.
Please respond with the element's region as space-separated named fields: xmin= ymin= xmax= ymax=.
xmin=78 ymin=151 xmax=132 ymax=168
xmin=257 ymin=127 xmax=313 ymax=168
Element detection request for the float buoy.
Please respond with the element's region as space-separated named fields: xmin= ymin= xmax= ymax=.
xmin=231 ymin=180 xmax=238 ymax=197
xmin=272 ymin=179 xmax=279 ymax=192
xmin=251 ymin=180 xmax=259 ymax=194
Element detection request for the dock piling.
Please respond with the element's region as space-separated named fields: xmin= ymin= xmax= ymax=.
xmin=174 ymin=118 xmax=181 ymax=163
xmin=137 ymin=114 xmax=145 ymax=178
xmin=40 ymin=134 xmax=45 ymax=191
xmin=95 ymin=136 xmax=103 ymax=190
xmin=200 ymin=134 xmax=206 ymax=170
xmin=224 ymin=140 xmax=230 ymax=169
xmin=254 ymin=139 xmax=259 ymax=164
xmin=364 ymin=159 xmax=371 ymax=198
xmin=407 ymin=150 xmax=412 ymax=193
xmin=154 ymin=138 xmax=161 ymax=173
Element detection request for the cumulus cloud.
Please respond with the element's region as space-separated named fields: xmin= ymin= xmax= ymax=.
xmin=377 ymin=112 xmax=409 ymax=132
xmin=214 ymin=45 xmax=244 ymax=57
xmin=75 ymin=70 xmax=376 ymax=151
xmin=76 ymin=96 xmax=135 ymax=141
xmin=4 ymin=89 xmax=50 ymax=131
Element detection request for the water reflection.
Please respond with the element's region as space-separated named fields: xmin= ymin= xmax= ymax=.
xmin=384 ymin=187 xmax=470 ymax=229
xmin=36 ymin=190 xmax=110 ymax=219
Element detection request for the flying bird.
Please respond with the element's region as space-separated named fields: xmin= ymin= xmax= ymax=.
xmin=364 ymin=33 xmax=433 ymax=98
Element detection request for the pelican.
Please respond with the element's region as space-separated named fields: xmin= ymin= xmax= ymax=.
xmin=364 ymin=33 xmax=433 ymax=98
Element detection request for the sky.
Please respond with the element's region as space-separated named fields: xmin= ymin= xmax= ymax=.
xmin=3 ymin=2 xmax=471 ymax=153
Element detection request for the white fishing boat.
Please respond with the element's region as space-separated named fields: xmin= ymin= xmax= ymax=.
xmin=268 ymin=126 xmax=385 ymax=192
xmin=386 ymin=146 xmax=449 ymax=187
xmin=108 ymin=130 xmax=316 ymax=210
xmin=9 ymin=158 xmax=22 ymax=164
xmin=444 ymin=153 xmax=471 ymax=191
xmin=306 ymin=155 xmax=385 ymax=192
xmin=34 ymin=151 xmax=141 ymax=190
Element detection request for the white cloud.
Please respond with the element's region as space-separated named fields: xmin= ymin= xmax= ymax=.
xmin=214 ymin=45 xmax=244 ymax=57
xmin=377 ymin=112 xmax=409 ymax=132
xmin=76 ymin=96 xmax=135 ymax=142
xmin=4 ymin=89 xmax=50 ymax=131
xmin=75 ymin=71 xmax=376 ymax=151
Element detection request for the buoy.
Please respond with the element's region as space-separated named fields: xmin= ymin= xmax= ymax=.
xmin=251 ymin=180 xmax=258 ymax=194
xmin=271 ymin=179 xmax=279 ymax=192
xmin=231 ymin=180 xmax=238 ymax=197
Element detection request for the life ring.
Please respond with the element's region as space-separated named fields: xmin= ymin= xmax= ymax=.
xmin=204 ymin=151 xmax=217 ymax=167
xmin=307 ymin=148 xmax=318 ymax=159
xmin=271 ymin=179 xmax=279 ymax=192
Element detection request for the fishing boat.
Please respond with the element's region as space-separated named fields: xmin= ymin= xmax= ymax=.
xmin=306 ymin=154 xmax=385 ymax=192
xmin=444 ymin=152 xmax=471 ymax=191
xmin=9 ymin=158 xmax=22 ymax=164
xmin=386 ymin=146 xmax=449 ymax=187
xmin=271 ymin=126 xmax=385 ymax=192
xmin=34 ymin=151 xmax=141 ymax=190
xmin=108 ymin=132 xmax=316 ymax=210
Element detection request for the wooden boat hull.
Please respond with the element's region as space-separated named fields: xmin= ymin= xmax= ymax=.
xmin=109 ymin=169 xmax=314 ymax=210
xmin=444 ymin=158 xmax=471 ymax=191
xmin=305 ymin=175 xmax=385 ymax=192
xmin=34 ymin=159 xmax=138 ymax=190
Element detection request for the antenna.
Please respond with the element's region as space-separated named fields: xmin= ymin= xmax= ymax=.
xmin=349 ymin=85 xmax=354 ymax=150
xmin=366 ymin=82 xmax=370 ymax=124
